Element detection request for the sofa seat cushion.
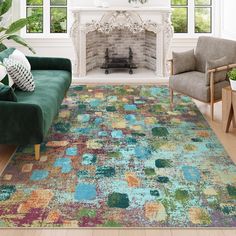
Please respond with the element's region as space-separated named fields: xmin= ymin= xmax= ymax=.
xmin=169 ymin=71 xmax=230 ymax=103
xmin=14 ymin=70 xmax=71 ymax=135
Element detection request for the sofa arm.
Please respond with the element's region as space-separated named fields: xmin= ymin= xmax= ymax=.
xmin=27 ymin=56 xmax=72 ymax=73
xmin=0 ymin=102 xmax=44 ymax=145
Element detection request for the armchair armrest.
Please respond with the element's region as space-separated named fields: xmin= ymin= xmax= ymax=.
xmin=27 ymin=56 xmax=72 ymax=73
xmin=167 ymin=59 xmax=174 ymax=76
xmin=207 ymin=63 xmax=236 ymax=74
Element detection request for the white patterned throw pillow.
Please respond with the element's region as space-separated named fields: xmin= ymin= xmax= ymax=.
xmin=0 ymin=63 xmax=14 ymax=87
xmin=9 ymin=49 xmax=31 ymax=71
xmin=3 ymin=58 xmax=35 ymax=92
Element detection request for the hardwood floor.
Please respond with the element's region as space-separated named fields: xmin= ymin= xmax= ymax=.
xmin=0 ymin=229 xmax=235 ymax=236
xmin=0 ymin=97 xmax=235 ymax=236
xmin=0 ymin=144 xmax=16 ymax=176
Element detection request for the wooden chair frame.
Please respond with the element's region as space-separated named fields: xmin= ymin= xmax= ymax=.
xmin=169 ymin=59 xmax=236 ymax=121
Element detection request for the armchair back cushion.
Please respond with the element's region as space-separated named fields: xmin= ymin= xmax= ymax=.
xmin=205 ymin=56 xmax=229 ymax=86
xmin=172 ymin=49 xmax=196 ymax=75
xmin=195 ymin=36 xmax=236 ymax=73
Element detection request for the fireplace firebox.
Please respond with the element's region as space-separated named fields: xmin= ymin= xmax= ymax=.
xmin=101 ymin=47 xmax=137 ymax=74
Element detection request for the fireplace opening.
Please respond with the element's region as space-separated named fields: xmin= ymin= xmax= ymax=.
xmin=101 ymin=47 xmax=137 ymax=74
xmin=86 ymin=29 xmax=157 ymax=74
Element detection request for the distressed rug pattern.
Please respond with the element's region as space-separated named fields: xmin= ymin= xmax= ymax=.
xmin=0 ymin=85 xmax=236 ymax=228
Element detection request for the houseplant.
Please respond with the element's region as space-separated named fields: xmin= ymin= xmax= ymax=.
xmin=0 ymin=0 xmax=35 ymax=53
xmin=227 ymin=68 xmax=236 ymax=91
xmin=128 ymin=0 xmax=148 ymax=7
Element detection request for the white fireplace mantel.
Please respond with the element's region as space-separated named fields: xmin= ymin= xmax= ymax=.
xmin=70 ymin=7 xmax=173 ymax=77
xmin=70 ymin=6 xmax=171 ymax=12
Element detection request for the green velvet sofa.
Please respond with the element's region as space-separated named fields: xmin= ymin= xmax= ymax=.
xmin=0 ymin=48 xmax=72 ymax=160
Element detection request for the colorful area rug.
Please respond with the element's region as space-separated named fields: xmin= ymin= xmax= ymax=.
xmin=0 ymin=85 xmax=236 ymax=228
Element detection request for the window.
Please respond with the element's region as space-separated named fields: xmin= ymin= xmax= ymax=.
xmin=22 ymin=0 xmax=68 ymax=37
xmin=171 ymin=0 xmax=213 ymax=35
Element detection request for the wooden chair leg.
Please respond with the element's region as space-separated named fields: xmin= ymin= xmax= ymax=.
xmin=222 ymin=87 xmax=234 ymax=132
xmin=211 ymin=102 xmax=214 ymax=121
xmin=210 ymin=72 xmax=215 ymax=121
xmin=35 ymin=144 xmax=40 ymax=161
xmin=170 ymin=88 xmax=174 ymax=108
xmin=233 ymin=114 xmax=236 ymax=129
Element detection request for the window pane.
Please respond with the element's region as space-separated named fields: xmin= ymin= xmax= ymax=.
xmin=172 ymin=8 xmax=188 ymax=33
xmin=27 ymin=7 xmax=43 ymax=33
xmin=171 ymin=0 xmax=188 ymax=6
xmin=50 ymin=0 xmax=67 ymax=6
xmin=195 ymin=7 xmax=211 ymax=33
xmin=27 ymin=0 xmax=43 ymax=6
xmin=195 ymin=0 xmax=211 ymax=6
xmin=50 ymin=7 xmax=67 ymax=33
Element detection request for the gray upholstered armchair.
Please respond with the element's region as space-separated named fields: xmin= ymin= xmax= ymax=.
xmin=169 ymin=36 xmax=236 ymax=120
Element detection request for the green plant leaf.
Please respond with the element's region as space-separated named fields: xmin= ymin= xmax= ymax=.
xmin=7 ymin=35 xmax=36 ymax=54
xmin=5 ymin=18 xmax=28 ymax=34
xmin=0 ymin=26 xmax=6 ymax=32
xmin=0 ymin=43 xmax=7 ymax=52
xmin=228 ymin=68 xmax=236 ymax=81
xmin=0 ymin=0 xmax=12 ymax=17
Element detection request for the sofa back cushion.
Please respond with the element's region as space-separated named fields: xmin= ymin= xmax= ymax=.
xmin=195 ymin=36 xmax=236 ymax=73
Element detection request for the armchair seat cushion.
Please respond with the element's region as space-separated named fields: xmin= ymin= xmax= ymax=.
xmin=169 ymin=71 xmax=230 ymax=103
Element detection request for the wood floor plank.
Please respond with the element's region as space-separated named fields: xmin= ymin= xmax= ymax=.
xmin=118 ymin=230 xmax=146 ymax=236
xmin=94 ymin=229 xmax=119 ymax=236
xmin=0 ymin=229 xmax=94 ymax=236
xmin=0 ymin=144 xmax=16 ymax=175
xmin=146 ymin=229 xmax=172 ymax=236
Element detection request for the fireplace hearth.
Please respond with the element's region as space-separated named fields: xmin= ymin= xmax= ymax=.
xmin=101 ymin=48 xmax=137 ymax=74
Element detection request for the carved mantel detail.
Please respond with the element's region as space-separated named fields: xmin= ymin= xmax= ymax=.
xmin=70 ymin=7 xmax=173 ymax=77
xmin=85 ymin=11 xmax=163 ymax=34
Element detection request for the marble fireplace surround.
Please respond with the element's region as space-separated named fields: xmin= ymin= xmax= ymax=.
xmin=70 ymin=7 xmax=173 ymax=77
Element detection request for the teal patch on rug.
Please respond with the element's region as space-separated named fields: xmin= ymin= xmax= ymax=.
xmin=0 ymin=85 xmax=236 ymax=228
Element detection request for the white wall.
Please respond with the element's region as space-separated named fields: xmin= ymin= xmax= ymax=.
xmin=5 ymin=0 xmax=234 ymax=63
xmin=221 ymin=0 xmax=236 ymax=40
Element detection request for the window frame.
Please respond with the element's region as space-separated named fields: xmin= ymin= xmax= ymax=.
xmin=171 ymin=0 xmax=219 ymax=38
xmin=21 ymin=0 xmax=70 ymax=39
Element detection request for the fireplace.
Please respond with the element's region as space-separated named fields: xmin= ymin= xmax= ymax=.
xmin=70 ymin=7 xmax=173 ymax=77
